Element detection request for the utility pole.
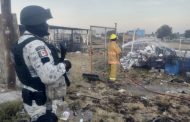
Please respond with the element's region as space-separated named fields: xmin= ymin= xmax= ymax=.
xmin=1 ymin=0 xmax=16 ymax=89
xmin=114 ymin=23 xmax=117 ymax=34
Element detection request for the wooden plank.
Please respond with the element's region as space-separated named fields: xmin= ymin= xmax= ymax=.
xmin=0 ymin=15 xmax=6 ymax=84
xmin=1 ymin=0 xmax=18 ymax=89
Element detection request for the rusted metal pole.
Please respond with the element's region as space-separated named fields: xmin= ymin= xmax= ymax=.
xmin=89 ymin=28 xmax=93 ymax=73
xmin=1 ymin=0 xmax=16 ymax=89
xmin=114 ymin=22 xmax=117 ymax=34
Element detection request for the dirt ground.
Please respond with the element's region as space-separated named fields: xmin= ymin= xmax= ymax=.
xmin=1 ymin=52 xmax=189 ymax=122
xmin=64 ymin=52 xmax=190 ymax=122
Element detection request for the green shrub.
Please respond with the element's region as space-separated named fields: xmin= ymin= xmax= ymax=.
xmin=0 ymin=101 xmax=29 ymax=122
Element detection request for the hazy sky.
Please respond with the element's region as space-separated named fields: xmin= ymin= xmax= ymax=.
xmin=2 ymin=0 xmax=190 ymax=33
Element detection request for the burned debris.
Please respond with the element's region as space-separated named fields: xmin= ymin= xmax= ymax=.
xmin=120 ymin=38 xmax=190 ymax=78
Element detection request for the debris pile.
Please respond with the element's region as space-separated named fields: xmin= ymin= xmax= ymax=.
xmin=120 ymin=38 xmax=190 ymax=76
xmin=120 ymin=39 xmax=175 ymax=70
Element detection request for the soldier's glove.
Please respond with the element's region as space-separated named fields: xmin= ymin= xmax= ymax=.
xmin=64 ymin=73 xmax=70 ymax=87
xmin=64 ymin=59 xmax=72 ymax=72
xmin=63 ymin=59 xmax=71 ymax=87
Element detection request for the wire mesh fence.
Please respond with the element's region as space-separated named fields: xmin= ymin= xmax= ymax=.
xmin=89 ymin=26 xmax=116 ymax=77
xmin=48 ymin=25 xmax=89 ymax=53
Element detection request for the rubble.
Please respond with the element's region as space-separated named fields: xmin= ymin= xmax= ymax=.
xmin=120 ymin=38 xmax=190 ymax=76
xmin=121 ymin=39 xmax=174 ymax=70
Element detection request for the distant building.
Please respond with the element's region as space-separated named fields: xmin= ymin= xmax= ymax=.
xmin=125 ymin=28 xmax=145 ymax=41
xmin=127 ymin=29 xmax=145 ymax=37
xmin=121 ymin=28 xmax=145 ymax=44
xmin=135 ymin=28 xmax=145 ymax=37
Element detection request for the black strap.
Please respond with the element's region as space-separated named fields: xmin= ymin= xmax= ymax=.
xmin=18 ymin=37 xmax=38 ymax=47
xmin=13 ymin=36 xmax=46 ymax=91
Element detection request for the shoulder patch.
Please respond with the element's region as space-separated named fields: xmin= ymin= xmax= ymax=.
xmin=36 ymin=46 xmax=48 ymax=58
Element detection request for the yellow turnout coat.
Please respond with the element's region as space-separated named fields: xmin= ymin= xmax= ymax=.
xmin=108 ymin=41 xmax=121 ymax=64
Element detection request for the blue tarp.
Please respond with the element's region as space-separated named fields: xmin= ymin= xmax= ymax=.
xmin=164 ymin=57 xmax=190 ymax=75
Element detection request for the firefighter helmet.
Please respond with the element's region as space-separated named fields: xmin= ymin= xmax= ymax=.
xmin=110 ymin=34 xmax=117 ymax=40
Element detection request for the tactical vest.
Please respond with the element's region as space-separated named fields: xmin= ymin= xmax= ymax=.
xmin=12 ymin=36 xmax=59 ymax=106
xmin=13 ymin=37 xmax=46 ymax=91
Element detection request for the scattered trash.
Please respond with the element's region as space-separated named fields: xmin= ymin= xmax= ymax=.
xmin=142 ymin=80 xmax=150 ymax=85
xmin=75 ymin=51 xmax=81 ymax=54
xmin=179 ymin=90 xmax=186 ymax=94
xmin=160 ymin=69 xmax=165 ymax=73
xmin=121 ymin=39 xmax=175 ymax=70
xmin=185 ymin=72 xmax=190 ymax=83
xmin=165 ymin=58 xmax=180 ymax=75
xmin=140 ymin=96 xmax=148 ymax=100
xmin=165 ymin=90 xmax=178 ymax=94
xmin=121 ymin=38 xmax=190 ymax=76
xmin=118 ymin=89 xmax=126 ymax=93
xmin=82 ymin=73 xmax=100 ymax=81
xmin=76 ymin=92 xmax=81 ymax=97
xmin=125 ymin=116 xmax=135 ymax=122
xmin=80 ymin=110 xmax=93 ymax=122
xmin=79 ymin=118 xmax=84 ymax=122
xmin=170 ymin=78 xmax=185 ymax=83
xmin=186 ymin=72 xmax=190 ymax=77
xmin=69 ymin=91 xmax=101 ymax=100
xmin=0 ymin=89 xmax=5 ymax=92
xmin=60 ymin=111 xmax=70 ymax=121
xmin=173 ymin=89 xmax=187 ymax=94
xmin=160 ymin=80 xmax=168 ymax=83
xmin=151 ymin=116 xmax=177 ymax=122
xmin=55 ymin=100 xmax=70 ymax=118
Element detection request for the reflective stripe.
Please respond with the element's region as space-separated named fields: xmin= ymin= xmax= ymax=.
xmin=108 ymin=61 xmax=119 ymax=64
xmin=108 ymin=52 xmax=116 ymax=55
xmin=23 ymin=84 xmax=38 ymax=92
xmin=109 ymin=77 xmax=116 ymax=81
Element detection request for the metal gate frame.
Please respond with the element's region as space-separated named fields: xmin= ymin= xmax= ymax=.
xmin=89 ymin=25 xmax=116 ymax=74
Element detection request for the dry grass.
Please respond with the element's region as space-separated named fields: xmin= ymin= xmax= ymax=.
xmin=66 ymin=52 xmax=91 ymax=82
xmin=64 ymin=52 xmax=190 ymax=121
xmin=163 ymin=42 xmax=190 ymax=50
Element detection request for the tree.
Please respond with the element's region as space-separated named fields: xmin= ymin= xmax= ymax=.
xmin=170 ymin=32 xmax=180 ymax=40
xmin=184 ymin=30 xmax=190 ymax=38
xmin=156 ymin=25 xmax=172 ymax=40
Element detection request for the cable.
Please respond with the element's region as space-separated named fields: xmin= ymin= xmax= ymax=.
xmin=125 ymin=73 xmax=190 ymax=103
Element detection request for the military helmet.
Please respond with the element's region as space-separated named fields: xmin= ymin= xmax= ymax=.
xmin=20 ymin=5 xmax=52 ymax=26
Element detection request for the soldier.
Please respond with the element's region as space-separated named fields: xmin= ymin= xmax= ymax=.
xmin=12 ymin=5 xmax=71 ymax=122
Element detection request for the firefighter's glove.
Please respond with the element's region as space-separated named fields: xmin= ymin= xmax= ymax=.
xmin=64 ymin=59 xmax=72 ymax=72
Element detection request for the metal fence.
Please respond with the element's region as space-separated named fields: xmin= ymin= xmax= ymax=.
xmin=48 ymin=25 xmax=89 ymax=52
xmin=89 ymin=26 xmax=116 ymax=75
xmin=48 ymin=25 xmax=91 ymax=77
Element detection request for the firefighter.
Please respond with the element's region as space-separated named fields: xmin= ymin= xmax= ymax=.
xmin=12 ymin=5 xmax=71 ymax=122
xmin=108 ymin=34 xmax=121 ymax=81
